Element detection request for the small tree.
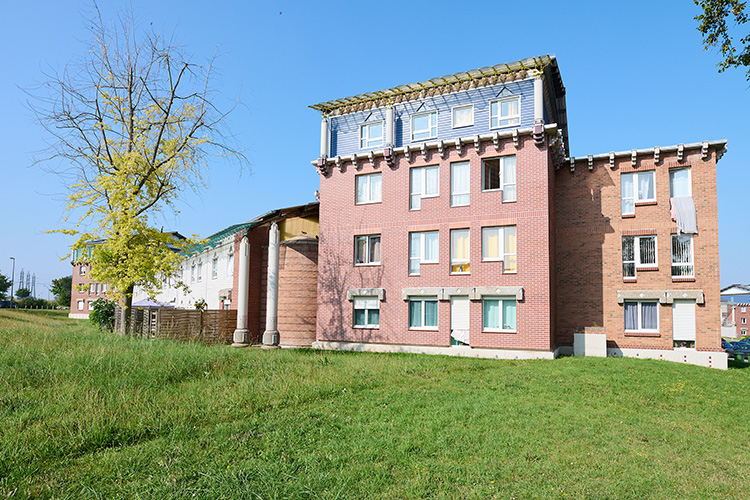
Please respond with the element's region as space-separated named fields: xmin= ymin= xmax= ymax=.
xmin=695 ymin=0 xmax=750 ymax=80
xmin=0 ymin=273 xmax=10 ymax=300
xmin=50 ymin=275 xmax=72 ymax=307
xmin=90 ymin=298 xmax=116 ymax=331
xmin=33 ymin=6 xmax=246 ymax=330
xmin=15 ymin=288 xmax=31 ymax=299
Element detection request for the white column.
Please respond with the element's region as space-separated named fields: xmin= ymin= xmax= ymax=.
xmin=262 ymin=222 xmax=280 ymax=348
xmin=232 ymin=235 xmax=250 ymax=347
xmin=533 ymin=75 xmax=544 ymax=124
xmin=320 ymin=117 xmax=329 ymax=157
xmin=385 ymin=105 xmax=394 ymax=146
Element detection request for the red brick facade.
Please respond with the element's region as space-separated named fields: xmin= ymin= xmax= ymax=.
xmin=69 ymin=262 xmax=110 ymax=318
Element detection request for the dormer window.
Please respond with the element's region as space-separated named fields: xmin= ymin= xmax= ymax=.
xmin=411 ymin=111 xmax=437 ymax=141
xmin=452 ymin=104 xmax=473 ymax=128
xmin=360 ymin=121 xmax=383 ymax=149
xmin=490 ymin=96 xmax=520 ymax=128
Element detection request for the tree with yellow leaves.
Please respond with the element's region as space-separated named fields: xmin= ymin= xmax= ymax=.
xmin=33 ymin=6 xmax=246 ymax=330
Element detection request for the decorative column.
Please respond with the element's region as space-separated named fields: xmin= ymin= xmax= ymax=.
xmin=262 ymin=222 xmax=280 ymax=348
xmin=385 ymin=105 xmax=394 ymax=146
xmin=533 ymin=75 xmax=544 ymax=124
xmin=232 ymin=235 xmax=250 ymax=347
xmin=320 ymin=117 xmax=329 ymax=158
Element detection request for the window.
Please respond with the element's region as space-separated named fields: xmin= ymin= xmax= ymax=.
xmin=482 ymin=156 xmax=516 ymax=201
xmin=89 ymin=283 xmax=96 ymax=294
xmin=621 ymin=171 xmax=655 ymax=214
xmin=624 ymin=301 xmax=659 ymax=332
xmin=450 ymin=229 xmax=470 ymax=274
xmin=79 ymin=265 xmax=86 ymax=276
xmin=451 ymin=161 xmax=470 ymax=206
xmin=409 ymin=297 xmax=438 ymax=329
xmin=671 ymin=234 xmax=694 ymax=278
xmin=197 ymin=261 xmax=203 ymax=282
xmin=742 ymin=307 xmax=747 ymax=313
xmin=356 ymin=173 xmax=382 ymax=204
xmin=411 ymin=111 xmax=437 ymax=141
xmin=622 ymin=235 xmax=657 ymax=278
xmin=409 ymin=231 xmax=439 ymax=275
xmin=191 ymin=263 xmax=196 ymax=283
xmin=669 ymin=168 xmax=691 ymax=198
xmin=490 ymin=96 xmax=520 ymax=128
xmin=101 ymin=283 xmax=107 ymax=293
xmin=354 ymin=234 xmax=381 ymax=265
xmin=77 ymin=299 xmax=84 ymax=311
xmin=360 ymin=121 xmax=383 ymax=149
xmin=410 ymin=166 xmax=439 ymax=209
xmin=452 ymin=104 xmax=473 ymax=128
xmin=481 ymin=226 xmax=517 ymax=272
xmin=95 ymin=283 xmax=100 ymax=294
xmin=743 ymin=318 xmax=747 ymax=325
xmin=353 ymin=297 xmax=380 ymax=328
xmin=212 ymin=256 xmax=218 ymax=279
xmin=227 ymin=249 xmax=234 ymax=277
xmin=483 ymin=297 xmax=517 ymax=332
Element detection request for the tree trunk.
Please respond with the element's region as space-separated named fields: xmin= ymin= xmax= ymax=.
xmin=119 ymin=284 xmax=135 ymax=335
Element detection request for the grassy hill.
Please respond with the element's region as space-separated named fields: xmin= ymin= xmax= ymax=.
xmin=1 ymin=310 xmax=748 ymax=499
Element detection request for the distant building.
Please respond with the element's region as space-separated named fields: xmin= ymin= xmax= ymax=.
xmin=68 ymin=241 xmax=110 ymax=319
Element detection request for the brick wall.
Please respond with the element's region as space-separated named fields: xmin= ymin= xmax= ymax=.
xmin=554 ymin=148 xmax=721 ymax=352
xmin=317 ymin=133 xmax=555 ymax=350
xmin=69 ymin=262 xmax=110 ymax=317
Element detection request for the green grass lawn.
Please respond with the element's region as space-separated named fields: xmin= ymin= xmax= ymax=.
xmin=1 ymin=310 xmax=749 ymax=499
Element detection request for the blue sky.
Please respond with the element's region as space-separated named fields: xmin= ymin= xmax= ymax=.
xmin=1 ymin=0 xmax=748 ymax=298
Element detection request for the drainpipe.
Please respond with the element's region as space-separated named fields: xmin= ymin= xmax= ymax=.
xmin=533 ymin=75 xmax=544 ymax=124
xmin=385 ymin=105 xmax=394 ymax=146
xmin=262 ymin=221 xmax=280 ymax=348
xmin=232 ymin=235 xmax=250 ymax=347
xmin=320 ymin=117 xmax=329 ymax=158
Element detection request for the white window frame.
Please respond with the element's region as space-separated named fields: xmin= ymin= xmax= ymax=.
xmin=408 ymin=297 xmax=439 ymax=330
xmin=191 ymin=263 xmax=196 ymax=283
xmin=353 ymin=297 xmax=380 ymax=329
xmin=101 ymin=283 xmax=107 ymax=293
xmin=360 ymin=121 xmax=384 ymax=149
xmin=450 ymin=229 xmax=470 ymax=275
xmin=743 ymin=318 xmax=747 ymax=325
xmin=79 ymin=266 xmax=86 ymax=276
xmin=354 ymin=234 xmax=381 ymax=266
xmin=411 ymin=110 xmax=438 ymax=142
xmin=482 ymin=296 xmax=517 ymax=332
xmin=356 ymin=173 xmax=382 ymax=205
xmin=481 ymin=226 xmax=517 ymax=272
xmin=77 ymin=299 xmax=84 ymax=311
xmin=624 ymin=300 xmax=660 ymax=333
xmin=621 ymin=171 xmax=656 ymax=215
xmin=197 ymin=260 xmax=203 ymax=282
xmin=742 ymin=307 xmax=747 ymax=313
xmin=409 ymin=231 xmax=439 ymax=276
xmin=622 ymin=235 xmax=658 ymax=278
xmin=212 ymin=255 xmax=218 ymax=279
xmin=450 ymin=161 xmax=470 ymax=207
xmin=227 ymin=249 xmax=234 ymax=277
xmin=451 ymin=104 xmax=474 ymax=129
xmin=669 ymin=167 xmax=692 ymax=198
xmin=89 ymin=283 xmax=96 ymax=294
xmin=481 ymin=155 xmax=516 ymax=201
xmin=671 ymin=234 xmax=694 ymax=278
xmin=489 ymin=96 xmax=521 ymax=129
xmin=410 ymin=166 xmax=439 ymax=210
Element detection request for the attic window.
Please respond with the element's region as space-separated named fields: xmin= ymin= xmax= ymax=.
xmin=490 ymin=96 xmax=520 ymax=128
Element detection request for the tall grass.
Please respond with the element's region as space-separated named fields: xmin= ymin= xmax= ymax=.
xmin=1 ymin=310 xmax=748 ymax=499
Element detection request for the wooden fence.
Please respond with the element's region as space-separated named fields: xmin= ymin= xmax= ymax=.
xmin=115 ymin=307 xmax=237 ymax=345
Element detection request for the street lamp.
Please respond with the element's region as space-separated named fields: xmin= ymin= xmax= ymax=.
xmin=9 ymin=257 xmax=15 ymax=302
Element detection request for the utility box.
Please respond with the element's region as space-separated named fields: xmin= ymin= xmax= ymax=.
xmin=573 ymin=327 xmax=607 ymax=357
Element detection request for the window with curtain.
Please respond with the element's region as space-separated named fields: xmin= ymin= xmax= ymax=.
xmin=482 ymin=297 xmax=517 ymax=331
xmin=411 ymin=111 xmax=437 ymax=141
xmin=409 ymin=231 xmax=439 ymax=275
xmin=360 ymin=121 xmax=383 ymax=149
xmin=621 ymin=235 xmax=657 ymax=278
xmin=482 ymin=156 xmax=516 ymax=201
xmin=354 ymin=234 xmax=381 ymax=265
xmin=669 ymin=168 xmax=691 ymax=198
xmin=621 ymin=171 xmax=655 ymax=214
xmin=490 ymin=96 xmax=520 ymax=128
xmin=452 ymin=104 xmax=473 ymax=128
xmin=356 ymin=173 xmax=382 ymax=204
xmin=353 ymin=297 xmax=380 ymax=328
xmin=624 ymin=301 xmax=659 ymax=332
xmin=410 ymin=166 xmax=439 ymax=210
xmin=671 ymin=234 xmax=693 ymax=277
xmin=451 ymin=161 xmax=470 ymax=206
xmin=450 ymin=229 xmax=470 ymax=274
xmin=409 ymin=297 xmax=438 ymax=329
xmin=481 ymin=226 xmax=517 ymax=272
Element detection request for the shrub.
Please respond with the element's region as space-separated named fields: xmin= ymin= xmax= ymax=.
xmin=89 ymin=298 xmax=116 ymax=331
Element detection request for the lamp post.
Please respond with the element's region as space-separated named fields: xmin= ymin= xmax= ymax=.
xmin=9 ymin=257 xmax=15 ymax=302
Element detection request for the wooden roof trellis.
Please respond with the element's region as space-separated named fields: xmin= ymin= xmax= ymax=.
xmin=310 ymin=55 xmax=556 ymax=115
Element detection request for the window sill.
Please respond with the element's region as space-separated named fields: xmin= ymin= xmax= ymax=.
xmin=624 ymin=331 xmax=660 ymax=337
xmin=635 ymin=201 xmax=658 ymax=207
xmin=623 ymin=278 xmax=637 ymax=283
xmin=502 ymin=199 xmax=517 ymax=204
xmin=672 ymin=277 xmax=696 ymax=282
xmin=622 ymin=214 xmax=636 ymax=219
xmin=353 ymin=326 xmax=379 ymax=330
xmin=638 ymin=267 xmax=659 ymax=272
xmin=452 ymin=124 xmax=473 ymax=130
xmin=451 ymin=203 xmax=470 ymax=208
xmin=355 ymin=263 xmax=381 ymax=267
xmin=356 ymin=201 xmax=382 ymax=206
xmin=483 ymin=329 xmax=517 ymax=334
xmin=409 ymin=327 xmax=439 ymax=332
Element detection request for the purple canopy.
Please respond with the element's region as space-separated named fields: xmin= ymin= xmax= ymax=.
xmin=132 ymin=298 xmax=174 ymax=308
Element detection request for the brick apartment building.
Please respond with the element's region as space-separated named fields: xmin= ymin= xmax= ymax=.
xmin=310 ymin=55 xmax=727 ymax=368
xmin=69 ymin=242 xmax=111 ymax=319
